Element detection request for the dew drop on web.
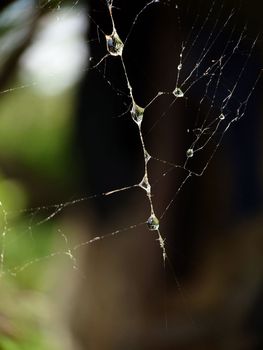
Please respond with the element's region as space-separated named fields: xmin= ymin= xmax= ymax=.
xmin=106 ymin=30 xmax=124 ymax=56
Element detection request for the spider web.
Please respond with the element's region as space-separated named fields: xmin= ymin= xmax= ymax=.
xmin=0 ymin=0 xmax=261 ymax=347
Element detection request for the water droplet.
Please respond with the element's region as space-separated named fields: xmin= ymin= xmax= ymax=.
xmin=144 ymin=150 xmax=151 ymax=163
xmin=131 ymin=103 xmax=144 ymax=124
xmin=147 ymin=214 xmax=159 ymax=231
xmin=186 ymin=148 xmax=194 ymax=158
xmin=106 ymin=30 xmax=123 ymax=56
xmin=219 ymin=113 xmax=225 ymax=120
xmin=173 ymin=87 xmax=184 ymax=97
xmin=177 ymin=63 xmax=182 ymax=70
xmin=139 ymin=176 xmax=151 ymax=193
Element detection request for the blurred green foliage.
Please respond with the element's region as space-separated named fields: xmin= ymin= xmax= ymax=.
xmin=0 ymin=84 xmax=74 ymax=180
xmin=0 ymin=78 xmax=76 ymax=349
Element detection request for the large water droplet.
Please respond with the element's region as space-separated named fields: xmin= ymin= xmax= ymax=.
xmin=173 ymin=87 xmax=184 ymax=97
xmin=186 ymin=148 xmax=194 ymax=158
xmin=147 ymin=214 xmax=159 ymax=231
xmin=106 ymin=30 xmax=123 ymax=56
xmin=219 ymin=113 xmax=225 ymax=120
xmin=131 ymin=103 xmax=144 ymax=124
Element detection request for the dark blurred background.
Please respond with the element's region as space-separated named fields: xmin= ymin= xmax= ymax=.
xmin=0 ymin=0 xmax=262 ymax=349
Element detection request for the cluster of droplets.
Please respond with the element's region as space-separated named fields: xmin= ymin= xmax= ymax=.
xmin=132 ymin=106 xmax=160 ymax=233
xmin=93 ymin=0 xmax=251 ymax=260
xmin=129 ymin=101 xmax=165 ymax=260
xmin=103 ymin=1 xmax=163 ymax=252
xmin=185 ymin=113 xmax=226 ymax=160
